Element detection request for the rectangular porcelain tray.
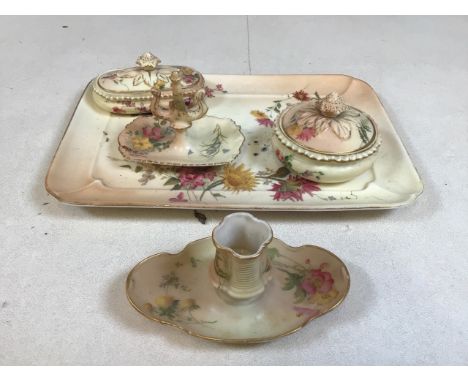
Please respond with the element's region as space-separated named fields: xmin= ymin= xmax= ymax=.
xmin=46 ymin=74 xmax=423 ymax=211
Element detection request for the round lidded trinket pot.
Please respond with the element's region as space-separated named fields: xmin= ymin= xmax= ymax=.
xmin=272 ymin=91 xmax=382 ymax=183
xmin=91 ymin=52 xmax=206 ymax=115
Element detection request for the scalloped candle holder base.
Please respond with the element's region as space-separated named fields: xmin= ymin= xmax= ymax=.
xmin=126 ymin=236 xmax=350 ymax=343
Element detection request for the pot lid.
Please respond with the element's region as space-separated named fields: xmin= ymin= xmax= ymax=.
xmin=92 ymin=52 xmax=205 ymax=101
xmin=275 ymin=92 xmax=380 ymax=159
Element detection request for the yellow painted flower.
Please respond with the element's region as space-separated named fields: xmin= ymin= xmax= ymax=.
xmin=250 ymin=110 xmax=268 ymax=119
xmin=309 ymin=288 xmax=339 ymax=306
xmin=154 ymin=79 xmax=166 ymax=89
xmin=286 ymin=123 xmax=302 ymax=137
xmin=154 ymin=295 xmax=175 ymax=309
xmin=179 ymin=298 xmax=197 ymax=311
xmin=131 ymin=136 xmax=153 ymax=151
xmin=222 ymin=164 xmax=257 ymax=192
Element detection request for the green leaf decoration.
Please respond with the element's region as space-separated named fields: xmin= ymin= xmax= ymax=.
xmin=282 ymin=270 xmax=303 ymax=291
xmin=357 ymin=120 xmax=372 ymax=145
xmin=272 ymin=167 xmax=290 ymax=178
xmin=164 ymin=177 xmax=180 ymax=186
xmin=212 ymin=193 xmax=226 ymax=198
xmin=266 ymin=247 xmax=280 ymax=260
xmin=294 ymin=286 xmax=307 ymax=303
xmin=120 ymin=165 xmax=132 ymax=169
xmin=199 ymin=125 xmax=227 ymax=158
xmin=159 ymin=271 xmax=181 ymax=289
xmin=158 ymin=300 xmax=179 ymax=319
xmin=135 ymin=165 xmax=143 ymax=173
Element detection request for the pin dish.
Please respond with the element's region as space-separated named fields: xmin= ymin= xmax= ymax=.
xmin=118 ymin=115 xmax=245 ymax=167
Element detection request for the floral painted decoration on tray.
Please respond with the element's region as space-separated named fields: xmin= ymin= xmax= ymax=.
xmin=156 ymin=164 xmax=320 ymax=203
xmin=250 ymin=89 xmax=312 ymax=128
xmin=204 ymin=83 xmax=227 ymax=98
xmin=113 ymin=87 xmax=365 ymax=204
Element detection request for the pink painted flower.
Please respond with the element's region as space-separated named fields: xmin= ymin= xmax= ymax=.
xmin=204 ymin=86 xmax=214 ymax=97
xmin=292 ymin=90 xmax=310 ymax=101
xmin=300 ymin=268 xmax=334 ymax=296
xmin=257 ymin=118 xmax=274 ymax=127
xmin=275 ymin=149 xmax=285 ymax=162
xmin=296 ymin=127 xmax=317 ymax=141
xmin=215 ymin=84 xmax=224 ymax=91
xmin=142 ymin=126 xmax=163 ymax=141
xmin=177 ymin=168 xmax=216 ymax=189
xmin=184 ymin=97 xmax=193 ymax=107
xmin=112 ymin=106 xmax=124 ymax=113
xmin=169 ymin=192 xmax=188 ymax=203
xmin=293 ymin=306 xmax=320 ymax=318
xmin=270 ymin=175 xmax=320 ymax=202
xmin=183 ymin=75 xmax=194 ymax=84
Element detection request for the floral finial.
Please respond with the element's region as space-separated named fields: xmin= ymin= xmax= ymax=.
xmin=319 ymin=92 xmax=348 ymax=117
xmin=136 ymin=52 xmax=161 ymax=71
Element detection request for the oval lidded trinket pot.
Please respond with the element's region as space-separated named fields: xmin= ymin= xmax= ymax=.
xmin=91 ymin=52 xmax=205 ymax=115
xmin=273 ymin=91 xmax=382 ymax=183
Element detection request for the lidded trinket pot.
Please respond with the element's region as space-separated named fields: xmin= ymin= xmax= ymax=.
xmin=92 ymin=52 xmax=207 ymax=117
xmin=272 ymin=92 xmax=382 ymax=183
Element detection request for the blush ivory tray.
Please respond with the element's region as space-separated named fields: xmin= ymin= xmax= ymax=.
xmin=46 ymin=74 xmax=423 ymax=211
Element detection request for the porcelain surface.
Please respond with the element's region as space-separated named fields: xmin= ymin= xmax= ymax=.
xmin=46 ymin=74 xmax=423 ymax=210
xmin=118 ymin=115 xmax=244 ymax=167
xmin=92 ymin=53 xmax=205 ymax=115
xmin=149 ymin=69 xmax=208 ymax=130
xmin=126 ymin=236 xmax=350 ymax=343
xmin=210 ymin=213 xmax=273 ymax=302
xmin=272 ymin=92 xmax=382 ymax=183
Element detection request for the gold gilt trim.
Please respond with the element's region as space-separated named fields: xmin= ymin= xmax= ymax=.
xmin=125 ymin=237 xmax=350 ymax=344
xmin=45 ymin=76 xmax=423 ymax=210
xmin=117 ymin=116 xmax=246 ymax=167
